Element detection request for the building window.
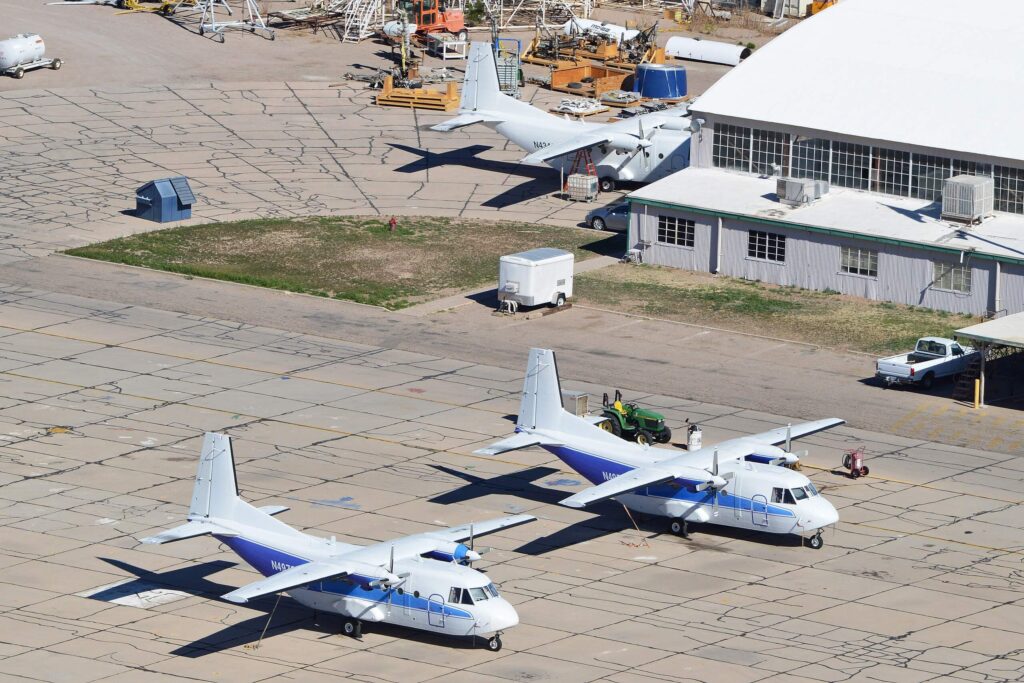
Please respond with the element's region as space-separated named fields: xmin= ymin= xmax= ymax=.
xmin=712 ymin=124 xmax=752 ymax=171
xmin=933 ymin=262 xmax=971 ymax=293
xmin=748 ymin=230 xmax=785 ymax=262
xmin=791 ymin=137 xmax=830 ymax=181
xmin=994 ymin=165 xmax=1024 ymax=214
xmin=872 ymin=148 xmax=910 ymax=196
xmin=952 ymin=159 xmax=993 ymax=177
xmin=840 ymin=246 xmax=877 ymax=277
xmin=911 ymin=154 xmax=950 ymax=200
xmin=752 ymin=130 xmax=789 ymax=176
xmin=657 ymin=216 xmax=694 ymax=247
xmin=831 ymin=141 xmax=871 ymax=190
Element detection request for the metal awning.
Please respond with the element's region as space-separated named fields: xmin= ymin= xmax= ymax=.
xmin=955 ymin=312 xmax=1024 ymax=348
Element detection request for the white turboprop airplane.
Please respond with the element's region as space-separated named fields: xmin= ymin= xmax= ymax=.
xmin=140 ymin=433 xmax=534 ymax=651
xmin=432 ymin=43 xmax=692 ymax=192
xmin=478 ymin=349 xmax=843 ymax=549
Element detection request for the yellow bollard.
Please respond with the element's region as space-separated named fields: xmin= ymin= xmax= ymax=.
xmin=974 ymin=378 xmax=980 ymax=409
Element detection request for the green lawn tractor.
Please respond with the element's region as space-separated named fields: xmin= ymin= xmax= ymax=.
xmin=599 ymin=390 xmax=672 ymax=446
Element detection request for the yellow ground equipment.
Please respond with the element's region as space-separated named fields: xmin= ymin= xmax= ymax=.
xmin=375 ymin=76 xmax=459 ymax=111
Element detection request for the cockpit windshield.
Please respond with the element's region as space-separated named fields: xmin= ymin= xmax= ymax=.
xmin=791 ymin=487 xmax=808 ymax=501
xmin=450 ymin=584 xmax=499 ymax=605
xmin=773 ymin=485 xmax=819 ymax=504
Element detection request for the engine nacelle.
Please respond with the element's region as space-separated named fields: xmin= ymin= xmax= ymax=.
xmin=745 ymin=444 xmax=799 ymax=466
xmin=425 ymin=542 xmax=481 ymax=564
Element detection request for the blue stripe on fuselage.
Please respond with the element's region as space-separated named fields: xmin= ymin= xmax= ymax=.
xmin=215 ymin=535 xmax=473 ymax=619
xmin=544 ymin=445 xmax=795 ymax=518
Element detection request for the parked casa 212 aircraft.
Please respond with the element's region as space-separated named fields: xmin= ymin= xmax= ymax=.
xmin=140 ymin=433 xmax=535 ymax=651
xmin=432 ymin=43 xmax=692 ymax=192
xmin=479 ymin=349 xmax=843 ymax=549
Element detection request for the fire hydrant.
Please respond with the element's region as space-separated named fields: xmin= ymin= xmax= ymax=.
xmin=842 ymin=446 xmax=869 ymax=478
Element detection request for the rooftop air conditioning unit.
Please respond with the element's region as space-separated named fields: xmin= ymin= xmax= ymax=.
xmin=777 ymin=177 xmax=829 ymax=207
xmin=942 ymin=175 xmax=993 ymax=225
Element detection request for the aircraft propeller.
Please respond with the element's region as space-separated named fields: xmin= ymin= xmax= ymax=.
xmin=694 ymin=449 xmax=733 ymax=517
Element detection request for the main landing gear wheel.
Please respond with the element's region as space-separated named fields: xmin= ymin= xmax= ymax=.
xmin=669 ymin=519 xmax=688 ymax=538
xmin=808 ymin=533 xmax=823 ymax=550
xmin=342 ymin=619 xmax=362 ymax=638
xmin=486 ymin=635 xmax=502 ymax=652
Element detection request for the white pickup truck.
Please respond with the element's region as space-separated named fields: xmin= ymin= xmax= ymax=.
xmin=876 ymin=337 xmax=977 ymax=389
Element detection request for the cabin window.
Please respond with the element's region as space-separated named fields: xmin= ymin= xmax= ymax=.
xmin=782 ymin=489 xmax=797 ymax=505
xmin=791 ymin=487 xmax=809 ymax=501
xmin=771 ymin=487 xmax=783 ymax=503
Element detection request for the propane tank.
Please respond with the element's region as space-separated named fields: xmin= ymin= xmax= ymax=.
xmin=382 ymin=21 xmax=416 ymax=38
xmin=0 ymin=34 xmax=46 ymax=71
xmin=562 ymin=19 xmax=638 ymax=43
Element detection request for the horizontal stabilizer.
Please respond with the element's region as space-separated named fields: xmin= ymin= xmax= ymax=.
xmin=222 ymin=561 xmax=379 ymax=604
xmin=139 ymin=519 xmax=235 ymax=545
xmin=256 ymin=505 xmax=290 ymax=517
xmin=474 ymin=432 xmax=556 ymax=456
xmin=583 ymin=415 xmax=609 ymax=426
xmin=431 ymin=113 xmax=488 ymax=132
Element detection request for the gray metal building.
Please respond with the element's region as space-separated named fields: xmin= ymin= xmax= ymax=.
xmin=626 ymin=0 xmax=1024 ymax=316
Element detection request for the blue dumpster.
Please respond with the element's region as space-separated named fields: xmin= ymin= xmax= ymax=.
xmin=135 ymin=176 xmax=195 ymax=222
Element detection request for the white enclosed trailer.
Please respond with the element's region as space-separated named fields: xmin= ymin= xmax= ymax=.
xmin=498 ymin=248 xmax=574 ymax=309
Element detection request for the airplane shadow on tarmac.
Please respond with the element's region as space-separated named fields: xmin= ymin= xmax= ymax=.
xmin=98 ymin=559 xmax=498 ymax=653
xmin=388 ymin=143 xmax=558 ymax=209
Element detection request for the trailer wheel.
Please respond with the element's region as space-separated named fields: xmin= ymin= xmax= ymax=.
xmin=555 ymin=293 xmax=566 ymax=307
xmin=50 ymin=58 xmax=63 ymax=71
xmin=12 ymin=67 xmax=24 ymax=80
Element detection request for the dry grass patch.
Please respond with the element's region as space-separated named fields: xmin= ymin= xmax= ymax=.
xmin=66 ymin=216 xmax=622 ymax=310
xmin=575 ymin=264 xmax=980 ymax=355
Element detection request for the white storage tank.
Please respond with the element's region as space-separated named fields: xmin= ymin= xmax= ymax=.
xmin=0 ymin=34 xmax=45 ymax=71
xmin=664 ymin=37 xmax=751 ymax=66
xmin=498 ymin=248 xmax=574 ymax=308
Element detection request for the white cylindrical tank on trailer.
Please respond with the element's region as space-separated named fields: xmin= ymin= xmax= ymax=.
xmin=0 ymin=34 xmax=46 ymax=71
xmin=664 ymin=37 xmax=751 ymax=67
xmin=562 ymin=19 xmax=639 ymax=43
xmin=382 ymin=21 xmax=417 ymax=37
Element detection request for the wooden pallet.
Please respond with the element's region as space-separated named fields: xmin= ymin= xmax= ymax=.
xmin=375 ymin=77 xmax=459 ymax=112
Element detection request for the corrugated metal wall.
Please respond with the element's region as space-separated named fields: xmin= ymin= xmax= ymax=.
xmin=630 ymin=204 xmax=1013 ymax=316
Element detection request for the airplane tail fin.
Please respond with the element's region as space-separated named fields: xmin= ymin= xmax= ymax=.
xmin=141 ymin=433 xmax=298 ymax=545
xmin=518 ymin=348 xmax=567 ymax=431
xmin=460 ymin=41 xmax=502 ymax=112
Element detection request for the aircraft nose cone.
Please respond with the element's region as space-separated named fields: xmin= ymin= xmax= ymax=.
xmin=485 ymin=598 xmax=519 ymax=632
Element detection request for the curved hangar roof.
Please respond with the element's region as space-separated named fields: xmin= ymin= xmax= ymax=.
xmin=690 ymin=0 xmax=1024 ymax=163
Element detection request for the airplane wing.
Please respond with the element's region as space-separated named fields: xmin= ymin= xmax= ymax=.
xmin=559 ymin=464 xmax=707 ymax=509
xmin=747 ymin=418 xmax=846 ymax=447
xmin=420 ymin=514 xmax=537 ymax=544
xmin=521 ymin=133 xmax=615 ymax=165
xmin=221 ymin=559 xmax=392 ymax=604
xmin=431 ymin=113 xmax=488 ymax=132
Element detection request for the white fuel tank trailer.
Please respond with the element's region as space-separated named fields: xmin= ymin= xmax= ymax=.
xmin=0 ymin=34 xmax=62 ymax=78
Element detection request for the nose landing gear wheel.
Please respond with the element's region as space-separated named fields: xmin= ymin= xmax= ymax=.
xmin=669 ymin=519 xmax=688 ymax=538
xmin=807 ymin=533 xmax=823 ymax=550
xmin=486 ymin=635 xmax=502 ymax=652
